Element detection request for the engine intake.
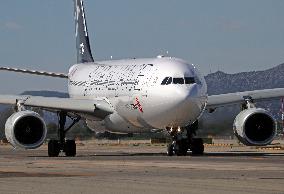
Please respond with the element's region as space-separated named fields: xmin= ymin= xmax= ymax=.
xmin=5 ymin=110 xmax=47 ymax=149
xmin=233 ymin=108 xmax=277 ymax=146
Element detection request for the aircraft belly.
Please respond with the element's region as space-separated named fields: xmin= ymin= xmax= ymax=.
xmin=74 ymin=86 xmax=206 ymax=133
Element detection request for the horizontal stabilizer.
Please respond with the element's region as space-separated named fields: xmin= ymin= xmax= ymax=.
xmin=0 ymin=67 xmax=68 ymax=78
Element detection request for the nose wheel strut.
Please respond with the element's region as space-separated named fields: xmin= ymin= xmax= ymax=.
xmin=48 ymin=111 xmax=81 ymax=157
xmin=167 ymin=121 xmax=204 ymax=156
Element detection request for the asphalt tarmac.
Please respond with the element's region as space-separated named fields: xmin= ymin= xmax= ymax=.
xmin=0 ymin=141 xmax=283 ymax=194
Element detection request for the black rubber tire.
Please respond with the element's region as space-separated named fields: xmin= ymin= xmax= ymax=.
xmin=176 ymin=140 xmax=188 ymax=156
xmin=191 ymin=138 xmax=204 ymax=155
xmin=65 ymin=140 xmax=76 ymax=157
xmin=167 ymin=143 xmax=174 ymax=156
xmin=48 ymin=140 xmax=60 ymax=157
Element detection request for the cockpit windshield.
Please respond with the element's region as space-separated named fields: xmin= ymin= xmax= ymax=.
xmin=185 ymin=77 xmax=195 ymax=84
xmin=161 ymin=77 xmax=196 ymax=85
xmin=161 ymin=77 xmax=173 ymax=85
xmin=173 ymin=78 xmax=184 ymax=84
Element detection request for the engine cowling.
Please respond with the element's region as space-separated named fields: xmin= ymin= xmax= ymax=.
xmin=5 ymin=110 xmax=47 ymax=149
xmin=233 ymin=108 xmax=277 ymax=146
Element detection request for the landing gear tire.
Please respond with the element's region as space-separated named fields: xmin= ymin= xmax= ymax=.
xmin=47 ymin=111 xmax=80 ymax=157
xmin=167 ymin=140 xmax=188 ymax=156
xmin=190 ymin=138 xmax=204 ymax=155
xmin=166 ymin=121 xmax=202 ymax=156
xmin=167 ymin=143 xmax=174 ymax=156
xmin=65 ymin=140 xmax=76 ymax=157
xmin=48 ymin=140 xmax=60 ymax=157
xmin=176 ymin=140 xmax=188 ymax=156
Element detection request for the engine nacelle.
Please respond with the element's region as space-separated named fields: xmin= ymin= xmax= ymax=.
xmin=233 ymin=108 xmax=277 ymax=146
xmin=5 ymin=110 xmax=47 ymax=149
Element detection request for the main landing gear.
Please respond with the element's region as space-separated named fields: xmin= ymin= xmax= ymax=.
xmin=48 ymin=111 xmax=81 ymax=157
xmin=167 ymin=121 xmax=204 ymax=156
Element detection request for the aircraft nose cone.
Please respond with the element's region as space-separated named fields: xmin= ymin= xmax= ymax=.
xmin=187 ymin=84 xmax=199 ymax=98
xmin=175 ymin=84 xmax=198 ymax=101
xmin=172 ymin=84 xmax=205 ymax=125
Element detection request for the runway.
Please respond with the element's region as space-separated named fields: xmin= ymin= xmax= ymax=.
xmin=0 ymin=141 xmax=283 ymax=194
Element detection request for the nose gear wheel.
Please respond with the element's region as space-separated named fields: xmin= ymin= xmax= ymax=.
xmin=167 ymin=121 xmax=204 ymax=156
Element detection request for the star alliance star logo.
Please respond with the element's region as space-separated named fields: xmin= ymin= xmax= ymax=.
xmin=80 ymin=43 xmax=85 ymax=54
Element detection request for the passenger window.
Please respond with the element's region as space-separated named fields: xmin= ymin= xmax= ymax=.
xmin=185 ymin=77 xmax=195 ymax=84
xmin=173 ymin=78 xmax=184 ymax=84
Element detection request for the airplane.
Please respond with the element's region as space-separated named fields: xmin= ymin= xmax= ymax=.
xmin=0 ymin=0 xmax=284 ymax=157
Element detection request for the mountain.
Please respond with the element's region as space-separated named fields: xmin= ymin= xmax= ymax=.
xmin=21 ymin=91 xmax=69 ymax=98
xmin=205 ymin=63 xmax=284 ymax=95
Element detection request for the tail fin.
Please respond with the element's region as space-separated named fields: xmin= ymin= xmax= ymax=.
xmin=74 ymin=0 xmax=94 ymax=63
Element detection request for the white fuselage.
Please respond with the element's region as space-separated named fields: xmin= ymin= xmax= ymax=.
xmin=68 ymin=57 xmax=208 ymax=133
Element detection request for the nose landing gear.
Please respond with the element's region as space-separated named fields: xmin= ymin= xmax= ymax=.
xmin=167 ymin=136 xmax=188 ymax=156
xmin=167 ymin=121 xmax=204 ymax=156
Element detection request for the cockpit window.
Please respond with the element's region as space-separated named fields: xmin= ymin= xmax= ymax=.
xmin=161 ymin=77 xmax=172 ymax=85
xmin=162 ymin=77 xmax=197 ymax=85
xmin=173 ymin=78 xmax=184 ymax=84
xmin=161 ymin=77 xmax=169 ymax=85
xmin=185 ymin=77 xmax=195 ymax=84
xmin=167 ymin=77 xmax=172 ymax=85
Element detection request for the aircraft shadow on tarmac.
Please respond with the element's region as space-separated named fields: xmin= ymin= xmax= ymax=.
xmin=28 ymin=151 xmax=284 ymax=158
xmin=87 ymin=152 xmax=284 ymax=157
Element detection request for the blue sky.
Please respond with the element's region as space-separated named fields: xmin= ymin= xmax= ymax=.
xmin=0 ymin=0 xmax=284 ymax=94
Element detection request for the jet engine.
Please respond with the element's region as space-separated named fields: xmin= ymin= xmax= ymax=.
xmin=233 ymin=108 xmax=277 ymax=146
xmin=5 ymin=110 xmax=47 ymax=149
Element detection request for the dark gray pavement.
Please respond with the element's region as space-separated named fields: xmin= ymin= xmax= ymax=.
xmin=0 ymin=142 xmax=283 ymax=194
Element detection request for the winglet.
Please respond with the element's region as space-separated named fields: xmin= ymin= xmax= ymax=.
xmin=74 ymin=0 xmax=94 ymax=63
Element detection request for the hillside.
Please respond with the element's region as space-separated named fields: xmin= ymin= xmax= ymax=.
xmin=206 ymin=63 xmax=284 ymax=95
xmin=21 ymin=91 xmax=69 ymax=98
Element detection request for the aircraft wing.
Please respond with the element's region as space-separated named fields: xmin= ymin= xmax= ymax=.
xmin=0 ymin=67 xmax=68 ymax=78
xmin=207 ymin=88 xmax=284 ymax=110
xmin=0 ymin=95 xmax=113 ymax=119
